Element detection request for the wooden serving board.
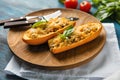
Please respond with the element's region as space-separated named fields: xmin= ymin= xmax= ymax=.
xmin=7 ymin=8 xmax=106 ymax=69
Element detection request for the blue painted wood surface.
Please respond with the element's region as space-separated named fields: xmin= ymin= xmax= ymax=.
xmin=0 ymin=0 xmax=120 ymax=80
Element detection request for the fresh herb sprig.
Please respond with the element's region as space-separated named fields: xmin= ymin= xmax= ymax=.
xmin=92 ymin=0 xmax=120 ymax=24
xmin=32 ymin=21 xmax=47 ymax=28
xmin=60 ymin=25 xmax=74 ymax=40
xmin=32 ymin=17 xmax=48 ymax=28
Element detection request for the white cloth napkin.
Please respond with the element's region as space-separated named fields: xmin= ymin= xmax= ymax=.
xmin=104 ymin=70 xmax=120 ymax=80
xmin=4 ymin=23 xmax=120 ymax=80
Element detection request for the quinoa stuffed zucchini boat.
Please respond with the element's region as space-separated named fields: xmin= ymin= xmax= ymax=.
xmin=48 ymin=22 xmax=102 ymax=54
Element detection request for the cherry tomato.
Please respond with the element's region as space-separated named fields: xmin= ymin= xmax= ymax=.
xmin=80 ymin=1 xmax=91 ymax=12
xmin=64 ymin=0 xmax=78 ymax=9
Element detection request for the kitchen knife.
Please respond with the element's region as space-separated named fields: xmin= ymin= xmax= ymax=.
xmin=4 ymin=17 xmax=79 ymax=28
xmin=2 ymin=10 xmax=62 ymax=28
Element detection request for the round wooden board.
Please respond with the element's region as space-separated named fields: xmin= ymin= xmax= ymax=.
xmin=7 ymin=8 xmax=106 ymax=69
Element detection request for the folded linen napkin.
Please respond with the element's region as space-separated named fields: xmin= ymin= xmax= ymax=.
xmin=4 ymin=23 xmax=120 ymax=80
xmin=104 ymin=70 xmax=120 ymax=80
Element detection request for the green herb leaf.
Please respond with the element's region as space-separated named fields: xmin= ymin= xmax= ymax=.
xmin=115 ymin=6 xmax=120 ymax=24
xmin=58 ymin=0 xmax=65 ymax=4
xmin=63 ymin=25 xmax=74 ymax=37
xmin=59 ymin=34 xmax=66 ymax=40
xmin=94 ymin=7 xmax=114 ymax=21
xmin=32 ymin=20 xmax=47 ymax=28
xmin=92 ymin=0 xmax=120 ymax=24
xmin=60 ymin=25 xmax=74 ymax=40
xmin=92 ymin=0 xmax=101 ymax=7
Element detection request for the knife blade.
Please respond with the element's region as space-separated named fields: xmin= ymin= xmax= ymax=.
xmin=2 ymin=10 xmax=62 ymax=27
xmin=26 ymin=10 xmax=62 ymax=21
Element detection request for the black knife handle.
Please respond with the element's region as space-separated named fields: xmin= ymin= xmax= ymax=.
xmin=4 ymin=20 xmax=36 ymax=28
xmin=0 ymin=17 xmax=26 ymax=25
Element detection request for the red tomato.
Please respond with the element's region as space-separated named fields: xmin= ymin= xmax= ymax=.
xmin=64 ymin=0 xmax=78 ymax=9
xmin=80 ymin=1 xmax=91 ymax=12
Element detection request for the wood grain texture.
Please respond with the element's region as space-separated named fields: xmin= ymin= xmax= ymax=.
xmin=7 ymin=8 xmax=106 ymax=69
